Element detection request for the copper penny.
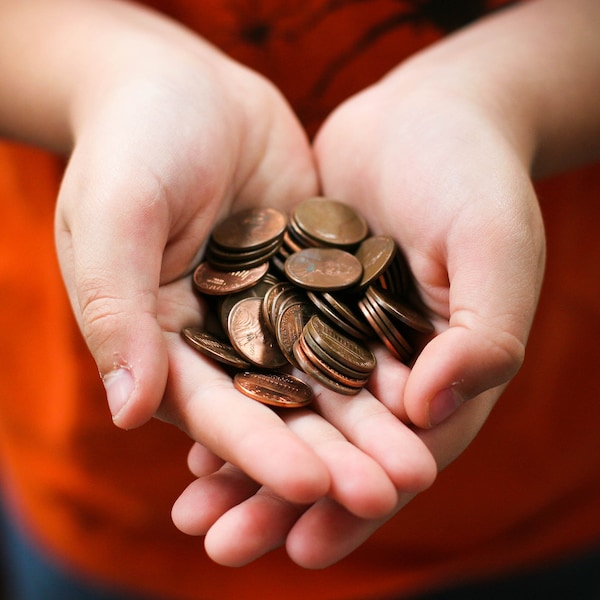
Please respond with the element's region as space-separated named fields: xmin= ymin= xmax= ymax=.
xmin=284 ymin=247 xmax=363 ymax=292
xmin=355 ymin=235 xmax=397 ymax=288
xmin=275 ymin=300 xmax=315 ymax=368
xmin=291 ymin=197 xmax=368 ymax=247
xmin=302 ymin=325 xmax=372 ymax=380
xmin=233 ymin=371 xmax=313 ymax=408
xmin=305 ymin=315 xmax=376 ymax=374
xmin=181 ymin=327 xmax=252 ymax=369
xmin=363 ymin=293 xmax=413 ymax=354
xmin=282 ymin=229 xmax=305 ymax=253
xmin=210 ymin=207 xmax=287 ymax=251
xmin=321 ymin=292 xmax=372 ymax=338
xmin=292 ymin=339 xmax=360 ymax=396
xmin=298 ymin=335 xmax=367 ymax=389
xmin=357 ymin=298 xmax=410 ymax=363
xmin=227 ymin=296 xmax=287 ymax=368
xmin=206 ymin=236 xmax=282 ymax=269
xmin=306 ymin=291 xmax=367 ymax=340
xmin=261 ymin=282 xmax=294 ymax=333
xmin=219 ymin=278 xmax=276 ymax=333
xmin=366 ymin=285 xmax=434 ymax=334
xmin=193 ymin=261 xmax=269 ymax=296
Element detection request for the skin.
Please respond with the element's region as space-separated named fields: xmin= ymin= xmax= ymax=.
xmin=1 ymin=0 xmax=600 ymax=572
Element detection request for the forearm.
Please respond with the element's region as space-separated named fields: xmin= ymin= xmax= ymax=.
xmin=383 ymin=0 xmax=600 ymax=178
xmin=0 ymin=0 xmax=225 ymax=154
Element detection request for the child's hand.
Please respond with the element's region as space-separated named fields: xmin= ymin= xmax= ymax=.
xmin=53 ymin=1 xmax=334 ymax=504
xmin=171 ymin=3 xmax=553 ymax=566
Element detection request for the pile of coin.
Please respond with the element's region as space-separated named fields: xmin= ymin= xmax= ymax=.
xmin=183 ymin=197 xmax=433 ymax=407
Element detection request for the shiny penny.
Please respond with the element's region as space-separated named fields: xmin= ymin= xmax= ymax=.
xmin=275 ymin=300 xmax=315 ymax=368
xmin=218 ymin=278 xmax=276 ymax=333
xmin=284 ymin=247 xmax=363 ymax=292
xmin=227 ymin=296 xmax=287 ymax=368
xmin=355 ymin=235 xmax=397 ymax=288
xmin=233 ymin=371 xmax=313 ymax=408
xmin=366 ymin=285 xmax=434 ymax=334
xmin=306 ymin=314 xmax=376 ymax=374
xmin=193 ymin=261 xmax=269 ymax=296
xmin=292 ymin=339 xmax=361 ymax=396
xmin=181 ymin=327 xmax=252 ymax=369
xmin=291 ymin=196 xmax=368 ymax=247
xmin=210 ymin=207 xmax=287 ymax=251
xmin=298 ymin=335 xmax=367 ymax=389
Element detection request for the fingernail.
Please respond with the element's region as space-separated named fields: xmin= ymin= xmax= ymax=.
xmin=428 ymin=384 xmax=464 ymax=427
xmin=102 ymin=368 xmax=135 ymax=420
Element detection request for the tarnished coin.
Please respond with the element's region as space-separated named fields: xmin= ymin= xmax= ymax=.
xmin=261 ymin=282 xmax=295 ymax=333
xmin=321 ymin=292 xmax=372 ymax=338
xmin=219 ymin=277 xmax=277 ymax=333
xmin=306 ymin=291 xmax=368 ymax=340
xmin=357 ymin=297 xmax=411 ymax=363
xmin=227 ymin=296 xmax=287 ymax=368
xmin=275 ymin=300 xmax=316 ymax=368
xmin=193 ymin=261 xmax=269 ymax=296
xmin=284 ymin=247 xmax=363 ymax=292
xmin=298 ymin=335 xmax=367 ymax=389
xmin=305 ymin=315 xmax=376 ymax=374
xmin=355 ymin=235 xmax=397 ymax=288
xmin=233 ymin=371 xmax=313 ymax=408
xmin=206 ymin=236 xmax=282 ymax=270
xmin=210 ymin=207 xmax=287 ymax=251
xmin=302 ymin=324 xmax=372 ymax=380
xmin=181 ymin=327 xmax=252 ymax=369
xmin=369 ymin=298 xmax=413 ymax=355
xmin=366 ymin=285 xmax=434 ymax=334
xmin=291 ymin=197 xmax=368 ymax=248
xmin=292 ymin=339 xmax=361 ymax=396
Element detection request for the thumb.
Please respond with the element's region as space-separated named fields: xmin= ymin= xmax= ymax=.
xmin=404 ymin=193 xmax=545 ymax=429
xmin=55 ymin=157 xmax=173 ymax=430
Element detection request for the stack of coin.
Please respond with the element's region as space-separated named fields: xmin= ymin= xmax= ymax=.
xmin=273 ymin=196 xmax=369 ymax=271
xmin=358 ymin=285 xmax=434 ymax=362
xmin=184 ymin=197 xmax=434 ymax=406
xmin=205 ymin=206 xmax=287 ymax=270
xmin=292 ymin=315 xmax=376 ymax=396
xmin=288 ymin=196 xmax=368 ymax=249
xmin=284 ymin=247 xmax=364 ymax=292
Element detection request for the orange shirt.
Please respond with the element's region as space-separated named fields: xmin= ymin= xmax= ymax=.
xmin=1 ymin=2 xmax=599 ymax=599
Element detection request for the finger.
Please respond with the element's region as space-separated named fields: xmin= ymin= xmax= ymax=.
xmin=309 ymin=382 xmax=438 ymax=493
xmin=56 ymin=151 xmax=172 ymax=429
xmin=417 ymin=385 xmax=498 ymax=470
xmin=285 ymin=390 xmax=499 ymax=569
xmin=204 ymin=488 xmax=305 ymax=567
xmin=282 ymin=409 xmax=398 ymax=519
xmin=187 ymin=442 xmax=225 ymax=477
xmin=364 ymin=344 xmax=411 ymax=422
xmin=163 ymin=332 xmax=330 ymax=505
xmin=171 ymin=463 xmax=260 ymax=536
xmin=285 ymin=494 xmax=410 ymax=569
xmin=404 ymin=185 xmax=545 ymax=428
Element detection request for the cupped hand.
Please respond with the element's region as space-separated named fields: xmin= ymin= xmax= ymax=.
xmin=54 ymin=2 xmax=334 ymax=503
xmin=315 ymin=61 xmax=546 ymax=430
xmin=171 ymin=379 xmax=493 ymax=568
xmin=55 ymin=2 xmax=317 ymax=424
xmin=171 ymin=47 xmax=546 ymax=567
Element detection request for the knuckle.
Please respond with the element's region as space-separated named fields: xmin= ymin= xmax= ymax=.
xmin=77 ymin=277 xmax=155 ymax=355
xmin=79 ymin=290 xmax=127 ymax=352
xmin=485 ymin=327 xmax=526 ymax=382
